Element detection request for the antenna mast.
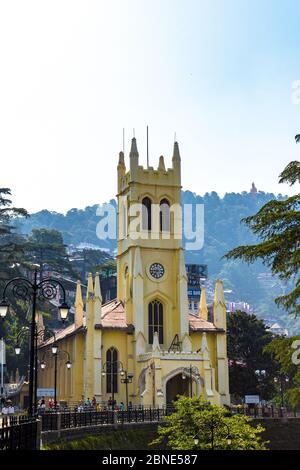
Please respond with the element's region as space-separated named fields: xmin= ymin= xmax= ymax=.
xmin=147 ymin=125 xmax=149 ymax=168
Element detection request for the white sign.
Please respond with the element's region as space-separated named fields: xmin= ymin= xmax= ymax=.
xmin=245 ymin=395 xmax=260 ymax=404
xmin=0 ymin=339 xmax=6 ymax=365
xmin=37 ymin=388 xmax=56 ymax=397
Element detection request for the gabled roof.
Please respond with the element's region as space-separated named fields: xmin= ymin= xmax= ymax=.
xmin=38 ymin=298 xmax=222 ymax=348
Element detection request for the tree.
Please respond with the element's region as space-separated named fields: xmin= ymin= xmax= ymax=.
xmin=227 ymin=311 xmax=279 ymax=401
xmin=0 ymin=188 xmax=28 ymax=280
xmin=265 ymin=334 xmax=300 ymax=408
xmin=24 ymin=228 xmax=75 ymax=279
xmin=151 ymin=396 xmax=267 ymax=450
xmin=225 ymin=160 xmax=300 ymax=316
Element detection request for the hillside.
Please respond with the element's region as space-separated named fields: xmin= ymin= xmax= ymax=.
xmin=16 ymin=189 xmax=300 ymax=335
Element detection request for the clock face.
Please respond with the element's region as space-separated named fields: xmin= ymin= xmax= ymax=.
xmin=149 ymin=263 xmax=165 ymax=279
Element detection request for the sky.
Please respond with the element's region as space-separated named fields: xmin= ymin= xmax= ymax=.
xmin=0 ymin=0 xmax=300 ymax=213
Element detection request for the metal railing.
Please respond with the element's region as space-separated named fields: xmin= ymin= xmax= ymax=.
xmin=0 ymin=415 xmax=40 ymax=450
xmin=41 ymin=407 xmax=174 ymax=432
xmin=230 ymin=405 xmax=300 ymax=418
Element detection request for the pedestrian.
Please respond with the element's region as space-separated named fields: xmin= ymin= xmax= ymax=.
xmin=1 ymin=404 xmax=8 ymax=416
xmin=92 ymin=396 xmax=97 ymax=408
xmin=8 ymin=404 xmax=14 ymax=416
xmin=108 ymin=396 xmax=113 ymax=408
xmin=120 ymin=401 xmax=125 ymax=411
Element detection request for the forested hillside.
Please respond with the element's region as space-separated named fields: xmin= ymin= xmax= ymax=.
xmin=16 ymin=189 xmax=300 ymax=335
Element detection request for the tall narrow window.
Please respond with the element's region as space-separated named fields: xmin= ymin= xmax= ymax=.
xmin=106 ymin=347 xmax=118 ymax=393
xmin=148 ymin=300 xmax=164 ymax=344
xmin=159 ymin=198 xmax=170 ymax=232
xmin=142 ymin=197 xmax=152 ymax=230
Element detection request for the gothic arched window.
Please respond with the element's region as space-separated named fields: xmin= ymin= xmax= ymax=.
xmin=142 ymin=197 xmax=152 ymax=230
xmin=148 ymin=300 xmax=164 ymax=344
xmin=106 ymin=347 xmax=118 ymax=393
xmin=159 ymin=198 xmax=170 ymax=232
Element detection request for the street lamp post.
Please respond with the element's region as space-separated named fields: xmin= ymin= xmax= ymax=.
xmin=274 ymin=375 xmax=289 ymax=408
xmin=40 ymin=348 xmax=72 ymax=409
xmin=255 ymin=369 xmax=266 ymax=403
xmin=14 ymin=325 xmax=56 ymax=413
xmin=120 ymin=371 xmax=134 ymax=410
xmin=193 ymin=417 xmax=232 ymax=450
xmin=102 ymin=360 xmax=124 ymax=411
xmin=0 ymin=269 xmax=69 ymax=416
xmin=182 ymin=365 xmax=200 ymax=398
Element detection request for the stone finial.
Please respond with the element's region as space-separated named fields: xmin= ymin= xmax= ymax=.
xmin=158 ymin=155 xmax=166 ymax=171
xmin=86 ymin=273 xmax=94 ymax=300
xmin=130 ymin=137 xmax=139 ymax=159
xmin=94 ymin=272 xmax=102 ymax=302
xmin=199 ymin=287 xmax=208 ymax=321
xmin=172 ymin=141 xmax=181 ymax=161
xmin=75 ymin=280 xmax=84 ymax=328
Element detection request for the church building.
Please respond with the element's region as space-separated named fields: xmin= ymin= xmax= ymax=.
xmin=38 ymin=138 xmax=230 ymax=407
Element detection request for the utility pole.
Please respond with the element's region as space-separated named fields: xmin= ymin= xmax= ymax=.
xmin=0 ymin=338 xmax=5 ymax=397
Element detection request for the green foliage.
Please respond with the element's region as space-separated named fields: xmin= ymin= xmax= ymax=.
xmin=151 ymin=396 xmax=267 ymax=450
xmin=228 ymin=311 xmax=279 ymax=400
xmin=265 ymin=335 xmax=300 ymax=408
xmin=225 ymin=161 xmax=300 ymax=316
xmin=24 ymin=228 xmax=75 ymax=278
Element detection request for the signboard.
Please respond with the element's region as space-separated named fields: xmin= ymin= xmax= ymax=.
xmin=37 ymin=388 xmax=56 ymax=397
xmin=245 ymin=395 xmax=260 ymax=404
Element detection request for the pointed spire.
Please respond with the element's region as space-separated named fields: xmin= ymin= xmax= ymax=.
xmin=172 ymin=141 xmax=181 ymax=161
xmin=86 ymin=273 xmax=94 ymax=300
xmin=213 ymin=279 xmax=226 ymax=330
xmin=199 ymin=287 xmax=208 ymax=321
xmin=133 ymin=246 xmax=143 ymax=278
xmin=94 ymin=272 xmax=102 ymax=302
xmin=75 ymin=280 xmax=84 ymax=327
xmin=213 ymin=279 xmax=225 ymax=306
xmin=118 ymin=151 xmax=125 ymax=167
xmin=130 ymin=137 xmax=139 ymax=159
xmin=201 ymin=332 xmax=209 ymax=360
xmin=158 ymin=155 xmax=166 ymax=171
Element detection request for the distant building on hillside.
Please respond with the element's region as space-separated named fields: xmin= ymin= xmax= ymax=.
xmin=250 ymin=182 xmax=258 ymax=198
xmin=226 ymin=301 xmax=253 ymax=314
xmin=265 ymin=322 xmax=288 ymax=337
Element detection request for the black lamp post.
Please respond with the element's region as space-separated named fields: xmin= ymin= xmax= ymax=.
xmin=14 ymin=325 xmax=56 ymax=413
xmin=120 ymin=371 xmax=134 ymax=410
xmin=40 ymin=348 xmax=72 ymax=409
xmin=274 ymin=375 xmax=289 ymax=408
xmin=182 ymin=365 xmax=200 ymax=398
xmin=0 ymin=269 xmax=69 ymax=416
xmin=193 ymin=417 xmax=232 ymax=450
xmin=102 ymin=360 xmax=124 ymax=411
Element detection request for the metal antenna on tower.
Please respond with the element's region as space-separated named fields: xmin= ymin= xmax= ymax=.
xmin=174 ymin=132 xmax=177 ymax=142
xmin=133 ymin=128 xmax=135 ymax=138
xmin=147 ymin=125 xmax=149 ymax=168
xmin=123 ymin=128 xmax=125 ymax=154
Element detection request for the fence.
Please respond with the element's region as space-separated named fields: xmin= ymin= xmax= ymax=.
xmin=0 ymin=415 xmax=40 ymax=450
xmin=230 ymin=405 xmax=300 ymax=418
xmin=41 ymin=407 xmax=173 ymax=432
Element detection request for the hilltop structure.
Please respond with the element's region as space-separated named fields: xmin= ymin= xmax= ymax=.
xmin=38 ymin=138 xmax=230 ymax=407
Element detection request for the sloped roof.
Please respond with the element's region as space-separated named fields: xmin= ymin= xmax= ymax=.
xmin=39 ymin=298 xmax=222 ymax=348
xmin=188 ymin=313 xmax=223 ymax=332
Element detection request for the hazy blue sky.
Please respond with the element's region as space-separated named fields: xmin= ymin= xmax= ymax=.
xmin=0 ymin=0 xmax=299 ymax=213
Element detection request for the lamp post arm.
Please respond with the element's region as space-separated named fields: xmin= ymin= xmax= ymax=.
xmin=1 ymin=277 xmax=34 ymax=301
xmin=37 ymin=278 xmax=67 ymax=303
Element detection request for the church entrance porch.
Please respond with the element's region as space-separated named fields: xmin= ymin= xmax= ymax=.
xmin=166 ymin=373 xmax=190 ymax=404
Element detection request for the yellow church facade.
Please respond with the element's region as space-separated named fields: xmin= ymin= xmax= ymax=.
xmin=38 ymin=138 xmax=230 ymax=408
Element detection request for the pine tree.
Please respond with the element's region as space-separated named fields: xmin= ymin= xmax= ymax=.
xmin=225 ymin=159 xmax=300 ymax=316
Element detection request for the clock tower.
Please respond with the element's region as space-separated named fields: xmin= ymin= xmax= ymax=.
xmin=117 ymin=137 xmax=191 ymax=356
